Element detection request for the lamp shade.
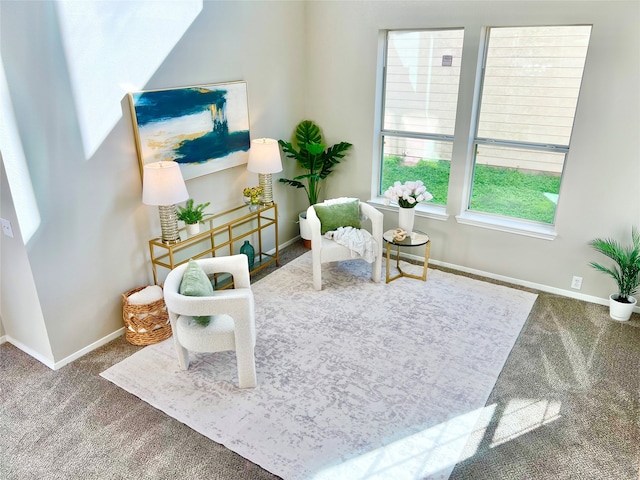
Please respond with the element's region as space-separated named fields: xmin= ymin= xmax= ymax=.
xmin=142 ymin=161 xmax=189 ymax=206
xmin=247 ymin=138 xmax=282 ymax=174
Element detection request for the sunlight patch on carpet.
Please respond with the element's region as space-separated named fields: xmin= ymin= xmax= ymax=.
xmin=312 ymin=408 xmax=486 ymax=479
xmin=491 ymin=398 xmax=562 ymax=448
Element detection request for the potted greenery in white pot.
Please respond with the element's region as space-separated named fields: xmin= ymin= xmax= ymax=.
xmin=278 ymin=120 xmax=352 ymax=246
xmin=176 ymin=199 xmax=211 ymax=235
xmin=589 ymin=226 xmax=640 ymax=321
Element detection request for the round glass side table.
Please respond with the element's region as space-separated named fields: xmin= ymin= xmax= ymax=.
xmin=382 ymin=229 xmax=431 ymax=283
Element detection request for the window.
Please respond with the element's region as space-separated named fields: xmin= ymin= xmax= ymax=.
xmin=469 ymin=25 xmax=592 ymax=224
xmin=380 ymin=29 xmax=465 ymax=206
xmin=377 ymin=25 xmax=592 ymax=236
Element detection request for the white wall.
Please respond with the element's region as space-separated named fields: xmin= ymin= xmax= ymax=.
xmin=305 ymin=0 xmax=640 ymax=300
xmin=0 ymin=0 xmax=306 ymax=365
xmin=1 ymin=159 xmax=52 ymax=362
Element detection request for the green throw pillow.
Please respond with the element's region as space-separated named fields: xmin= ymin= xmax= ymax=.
xmin=314 ymin=199 xmax=361 ymax=235
xmin=179 ymin=259 xmax=214 ymax=326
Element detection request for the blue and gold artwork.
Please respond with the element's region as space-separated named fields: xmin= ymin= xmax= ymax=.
xmin=130 ymin=81 xmax=250 ymax=180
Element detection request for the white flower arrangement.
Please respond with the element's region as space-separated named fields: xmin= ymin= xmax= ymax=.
xmin=383 ymin=180 xmax=433 ymax=208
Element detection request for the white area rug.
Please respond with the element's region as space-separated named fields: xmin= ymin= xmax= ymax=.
xmin=101 ymin=252 xmax=537 ymax=480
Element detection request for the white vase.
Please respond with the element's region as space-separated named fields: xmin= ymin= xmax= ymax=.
xmin=186 ymin=223 xmax=200 ymax=235
xmin=298 ymin=211 xmax=312 ymax=248
xmin=398 ymin=207 xmax=415 ymax=233
xmin=609 ymin=294 xmax=637 ymax=321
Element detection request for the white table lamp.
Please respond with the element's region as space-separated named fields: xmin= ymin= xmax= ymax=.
xmin=247 ymin=138 xmax=282 ymax=205
xmin=142 ymin=161 xmax=189 ymax=244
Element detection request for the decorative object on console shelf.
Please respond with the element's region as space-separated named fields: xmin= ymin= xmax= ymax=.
xmin=176 ymin=199 xmax=211 ymax=235
xmin=247 ymin=138 xmax=282 ymax=205
xmin=240 ymin=240 xmax=255 ymax=270
xmin=142 ymin=161 xmax=189 ymax=245
xmin=383 ymin=180 xmax=433 ymax=234
xmin=589 ymin=226 xmax=640 ymax=321
xmin=243 ymin=186 xmax=263 ymax=210
xmin=129 ymin=81 xmax=250 ymax=181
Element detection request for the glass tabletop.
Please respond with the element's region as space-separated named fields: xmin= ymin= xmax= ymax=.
xmin=383 ymin=229 xmax=430 ymax=247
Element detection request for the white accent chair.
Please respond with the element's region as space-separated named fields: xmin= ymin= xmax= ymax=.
xmin=307 ymin=200 xmax=383 ymax=291
xmin=163 ymin=256 xmax=257 ymax=388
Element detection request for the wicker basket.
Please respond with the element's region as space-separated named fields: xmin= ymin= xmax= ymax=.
xmin=122 ymin=286 xmax=172 ymax=346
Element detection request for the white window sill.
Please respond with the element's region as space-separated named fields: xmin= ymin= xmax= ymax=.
xmin=367 ymin=198 xmax=449 ymax=222
xmin=455 ymin=212 xmax=557 ymax=240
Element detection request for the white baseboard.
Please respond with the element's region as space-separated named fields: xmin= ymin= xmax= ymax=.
xmin=399 ymin=251 xmax=639 ymax=312
xmin=3 ymin=336 xmax=56 ymax=369
xmin=0 ymin=335 xmax=7 ymax=344
xmin=51 ymin=327 xmax=125 ymax=370
xmin=4 ymin=328 xmax=125 ymax=371
xmin=272 ymin=235 xmax=302 ymax=252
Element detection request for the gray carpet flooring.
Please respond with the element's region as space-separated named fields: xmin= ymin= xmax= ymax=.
xmin=1 ymin=240 xmax=639 ymax=480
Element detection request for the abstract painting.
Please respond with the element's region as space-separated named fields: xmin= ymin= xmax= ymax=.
xmin=129 ymin=81 xmax=250 ymax=180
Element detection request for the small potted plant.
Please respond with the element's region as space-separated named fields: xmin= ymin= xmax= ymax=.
xmin=176 ymin=199 xmax=211 ymax=235
xmin=589 ymin=226 xmax=640 ymax=321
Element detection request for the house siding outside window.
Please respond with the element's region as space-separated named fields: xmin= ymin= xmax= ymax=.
xmin=381 ymin=29 xmax=464 ymax=207
xmin=470 ymin=25 xmax=592 ymax=224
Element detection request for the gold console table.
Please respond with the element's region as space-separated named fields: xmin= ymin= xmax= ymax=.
xmin=148 ymin=203 xmax=279 ymax=286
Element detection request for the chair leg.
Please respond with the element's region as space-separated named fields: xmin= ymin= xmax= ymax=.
xmin=313 ymin=261 xmax=322 ymax=291
xmin=173 ymin=336 xmax=190 ymax=370
xmin=169 ymin=313 xmax=190 ymax=370
xmin=372 ymin=256 xmax=382 ymax=283
xmin=236 ymin=347 xmax=257 ymax=388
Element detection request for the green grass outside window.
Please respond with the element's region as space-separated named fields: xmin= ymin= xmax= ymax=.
xmin=381 ymin=156 xmax=561 ymax=224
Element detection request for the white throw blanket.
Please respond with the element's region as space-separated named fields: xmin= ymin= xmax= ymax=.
xmin=324 ymin=226 xmax=377 ymax=263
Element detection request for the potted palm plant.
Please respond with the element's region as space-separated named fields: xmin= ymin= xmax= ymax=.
xmin=176 ymin=199 xmax=211 ymax=235
xmin=278 ymin=120 xmax=352 ymax=245
xmin=589 ymin=226 xmax=640 ymax=321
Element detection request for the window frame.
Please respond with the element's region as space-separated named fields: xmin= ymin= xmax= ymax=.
xmin=457 ymin=25 xmax=591 ymax=237
xmin=375 ymin=28 xmax=465 ymax=221
xmin=373 ymin=25 xmax=591 ymax=239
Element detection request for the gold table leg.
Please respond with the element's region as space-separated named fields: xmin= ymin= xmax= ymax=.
xmin=385 ymin=240 xmax=430 ymax=283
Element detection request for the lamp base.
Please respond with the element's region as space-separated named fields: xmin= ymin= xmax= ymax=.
xmin=158 ymin=205 xmax=181 ymax=244
xmin=258 ymin=173 xmax=274 ymax=205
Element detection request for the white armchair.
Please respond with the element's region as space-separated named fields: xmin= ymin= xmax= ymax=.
xmin=306 ymin=199 xmax=383 ymax=291
xmin=163 ymin=255 xmax=257 ymax=388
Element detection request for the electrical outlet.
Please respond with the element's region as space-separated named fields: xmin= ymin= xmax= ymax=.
xmin=0 ymin=218 xmax=14 ymax=238
xmin=571 ymin=276 xmax=583 ymax=290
